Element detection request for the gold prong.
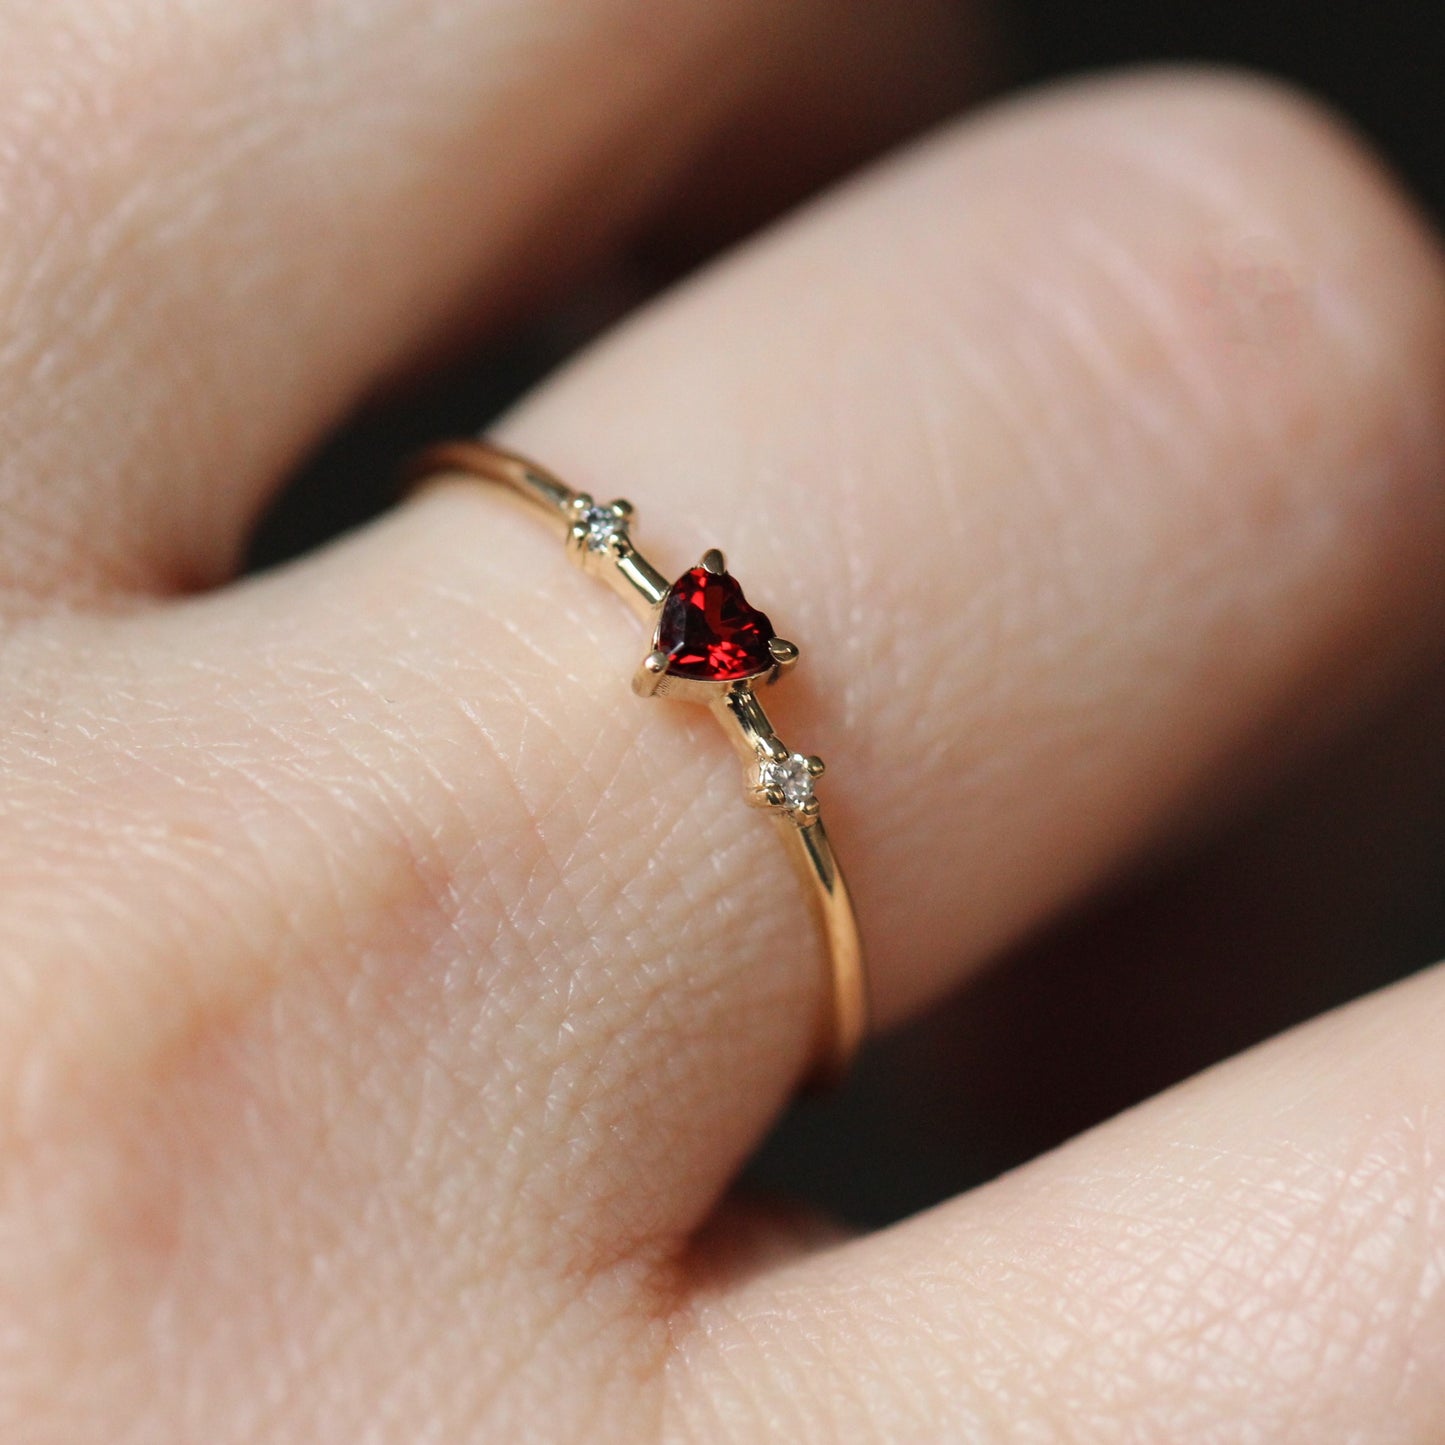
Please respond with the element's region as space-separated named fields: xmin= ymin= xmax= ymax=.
xmin=632 ymin=650 xmax=670 ymax=697
xmin=611 ymin=499 xmax=634 ymax=519
xmin=806 ymin=755 xmax=825 ymax=777
xmin=701 ymin=547 xmax=726 ymax=575
xmin=571 ymin=493 xmax=594 ymax=513
xmin=798 ymin=796 xmax=821 ymax=820
xmin=763 ymin=787 xmax=787 ymax=808
xmin=765 ymin=637 xmax=799 ymax=686
xmin=759 ymin=736 xmax=788 ymax=762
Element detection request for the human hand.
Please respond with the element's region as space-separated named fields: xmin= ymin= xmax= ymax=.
xmin=3 ymin=3 xmax=1444 ymax=1440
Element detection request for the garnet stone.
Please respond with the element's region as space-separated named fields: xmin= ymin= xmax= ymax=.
xmin=657 ymin=566 xmax=776 ymax=681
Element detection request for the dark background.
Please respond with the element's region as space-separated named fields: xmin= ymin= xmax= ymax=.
xmin=252 ymin=0 xmax=1445 ymax=1225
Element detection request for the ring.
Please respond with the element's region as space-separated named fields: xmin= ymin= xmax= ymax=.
xmin=409 ymin=438 xmax=868 ymax=1088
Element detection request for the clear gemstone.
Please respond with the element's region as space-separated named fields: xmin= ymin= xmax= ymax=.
xmin=760 ymin=753 xmax=815 ymax=811
xmin=580 ymin=504 xmax=626 ymax=553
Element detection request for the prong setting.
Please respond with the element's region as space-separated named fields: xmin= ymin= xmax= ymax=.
xmin=766 ymin=636 xmax=799 ymax=684
xmin=569 ymin=494 xmax=633 ymax=558
xmin=632 ymin=649 xmax=671 ymax=697
xmin=756 ymin=749 xmax=823 ymax=818
xmin=700 ymin=547 xmax=726 ymax=575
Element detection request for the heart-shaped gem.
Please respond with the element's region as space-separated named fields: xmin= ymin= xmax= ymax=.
xmin=657 ymin=566 xmax=776 ymax=681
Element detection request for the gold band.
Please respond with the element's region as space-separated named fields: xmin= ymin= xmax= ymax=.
xmin=409 ymin=439 xmax=867 ymax=1088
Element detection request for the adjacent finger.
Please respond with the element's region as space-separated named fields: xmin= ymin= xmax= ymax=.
xmin=0 ymin=0 xmax=977 ymax=601
xmin=685 ymin=953 xmax=1445 ymax=1441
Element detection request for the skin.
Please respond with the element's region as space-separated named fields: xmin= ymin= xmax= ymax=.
xmin=1 ymin=2 xmax=1444 ymax=1440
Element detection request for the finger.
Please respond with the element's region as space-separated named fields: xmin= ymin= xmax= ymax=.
xmin=5 ymin=68 xmax=1445 ymax=1435
xmin=0 ymin=0 xmax=977 ymax=602
xmin=494 ymin=69 xmax=1445 ymax=1034
xmin=688 ymin=956 xmax=1445 ymax=1442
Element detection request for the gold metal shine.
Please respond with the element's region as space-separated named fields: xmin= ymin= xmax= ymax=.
xmin=410 ymin=439 xmax=867 ymax=1087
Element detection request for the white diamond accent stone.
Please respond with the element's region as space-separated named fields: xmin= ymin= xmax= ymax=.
xmin=580 ymin=504 xmax=626 ymax=553
xmin=760 ymin=753 xmax=816 ymax=812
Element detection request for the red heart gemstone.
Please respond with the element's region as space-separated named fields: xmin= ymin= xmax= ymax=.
xmin=657 ymin=567 xmax=776 ymax=681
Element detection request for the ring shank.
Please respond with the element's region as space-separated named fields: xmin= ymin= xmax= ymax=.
xmin=710 ymin=684 xmax=865 ymax=1085
xmin=410 ymin=438 xmax=867 ymax=1088
xmin=412 ymin=439 xmax=577 ymax=530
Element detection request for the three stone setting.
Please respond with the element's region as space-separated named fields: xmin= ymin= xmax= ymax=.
xmin=577 ymin=504 xmax=826 ymax=824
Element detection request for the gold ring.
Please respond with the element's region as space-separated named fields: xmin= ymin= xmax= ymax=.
xmin=409 ymin=439 xmax=868 ymax=1088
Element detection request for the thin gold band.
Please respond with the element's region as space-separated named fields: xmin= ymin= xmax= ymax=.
xmin=410 ymin=439 xmax=867 ymax=1087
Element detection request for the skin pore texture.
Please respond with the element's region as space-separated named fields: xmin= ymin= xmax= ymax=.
xmin=1 ymin=3 xmax=1445 ymax=1441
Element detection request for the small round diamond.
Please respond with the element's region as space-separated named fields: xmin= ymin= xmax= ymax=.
xmin=580 ymin=504 xmax=626 ymax=553
xmin=760 ymin=753 xmax=816 ymax=812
